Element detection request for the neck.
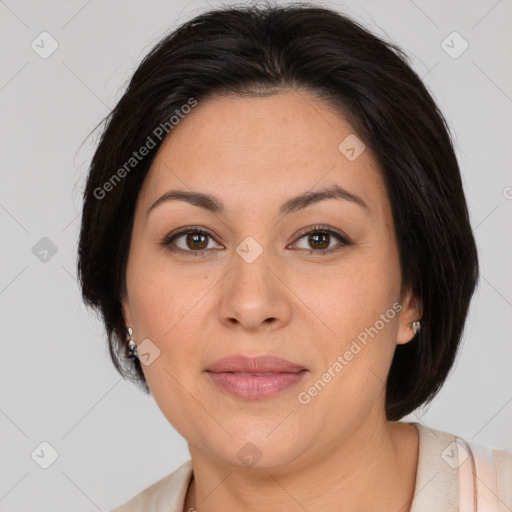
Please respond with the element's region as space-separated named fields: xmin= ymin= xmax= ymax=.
xmin=184 ymin=420 xmax=419 ymax=512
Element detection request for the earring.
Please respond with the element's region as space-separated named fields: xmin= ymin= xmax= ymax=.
xmin=127 ymin=327 xmax=138 ymax=358
xmin=409 ymin=321 xmax=421 ymax=336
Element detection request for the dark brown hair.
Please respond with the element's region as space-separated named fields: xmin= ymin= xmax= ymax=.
xmin=77 ymin=2 xmax=479 ymax=421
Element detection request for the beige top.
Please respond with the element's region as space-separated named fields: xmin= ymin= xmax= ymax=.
xmin=110 ymin=421 xmax=512 ymax=512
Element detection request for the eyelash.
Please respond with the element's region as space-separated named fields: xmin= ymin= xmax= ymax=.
xmin=160 ymin=224 xmax=351 ymax=257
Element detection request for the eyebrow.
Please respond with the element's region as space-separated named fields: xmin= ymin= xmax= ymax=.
xmin=146 ymin=183 xmax=369 ymax=219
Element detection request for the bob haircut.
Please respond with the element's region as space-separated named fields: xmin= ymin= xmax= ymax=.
xmin=77 ymin=2 xmax=479 ymax=422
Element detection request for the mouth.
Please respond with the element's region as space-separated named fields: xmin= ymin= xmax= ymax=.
xmin=223 ymin=372 xmax=283 ymax=376
xmin=205 ymin=355 xmax=308 ymax=399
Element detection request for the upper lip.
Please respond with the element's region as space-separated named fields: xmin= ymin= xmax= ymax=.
xmin=206 ymin=355 xmax=307 ymax=373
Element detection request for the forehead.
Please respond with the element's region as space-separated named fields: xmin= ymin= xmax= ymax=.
xmin=140 ymin=89 xmax=388 ymax=217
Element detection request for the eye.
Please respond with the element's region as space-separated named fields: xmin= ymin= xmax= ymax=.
xmin=290 ymin=225 xmax=351 ymax=255
xmin=161 ymin=227 xmax=223 ymax=256
xmin=160 ymin=224 xmax=351 ymax=257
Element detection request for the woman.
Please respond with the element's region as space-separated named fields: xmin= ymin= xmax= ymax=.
xmin=77 ymin=3 xmax=511 ymax=511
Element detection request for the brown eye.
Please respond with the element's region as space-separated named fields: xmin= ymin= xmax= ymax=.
xmin=291 ymin=226 xmax=351 ymax=255
xmin=161 ymin=227 xmax=224 ymax=256
xmin=161 ymin=225 xmax=350 ymax=257
xmin=184 ymin=232 xmax=209 ymax=250
xmin=308 ymin=232 xmax=330 ymax=250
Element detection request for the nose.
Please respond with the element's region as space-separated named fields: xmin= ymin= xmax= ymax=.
xmin=217 ymin=241 xmax=292 ymax=332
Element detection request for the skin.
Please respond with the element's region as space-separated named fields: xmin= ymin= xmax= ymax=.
xmin=121 ymin=88 xmax=422 ymax=512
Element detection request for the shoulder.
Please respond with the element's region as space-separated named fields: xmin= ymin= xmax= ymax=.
xmin=492 ymin=448 xmax=512 ymax=510
xmin=109 ymin=459 xmax=193 ymax=512
xmin=407 ymin=421 xmax=511 ymax=511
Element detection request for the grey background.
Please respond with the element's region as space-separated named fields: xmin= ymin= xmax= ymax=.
xmin=1 ymin=0 xmax=511 ymax=510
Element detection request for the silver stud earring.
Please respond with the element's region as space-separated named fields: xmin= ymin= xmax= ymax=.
xmin=409 ymin=321 xmax=421 ymax=336
xmin=127 ymin=327 xmax=138 ymax=358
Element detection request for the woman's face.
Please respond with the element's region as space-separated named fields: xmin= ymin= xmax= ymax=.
xmin=122 ymin=89 xmax=419 ymax=470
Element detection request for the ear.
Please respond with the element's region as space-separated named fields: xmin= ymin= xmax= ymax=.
xmin=397 ymin=289 xmax=422 ymax=345
xmin=120 ymin=294 xmax=133 ymax=332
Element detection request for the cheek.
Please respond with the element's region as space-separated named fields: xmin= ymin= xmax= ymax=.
xmin=127 ymin=269 xmax=208 ymax=438
xmin=293 ymin=253 xmax=399 ymax=339
xmin=297 ymin=307 xmax=400 ymax=433
xmin=293 ymin=248 xmax=401 ymax=397
xmin=125 ymin=253 xmax=211 ymax=381
xmin=126 ymin=245 xmax=207 ymax=337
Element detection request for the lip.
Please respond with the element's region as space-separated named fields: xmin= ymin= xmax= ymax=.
xmin=205 ymin=355 xmax=308 ymax=399
xmin=206 ymin=355 xmax=307 ymax=373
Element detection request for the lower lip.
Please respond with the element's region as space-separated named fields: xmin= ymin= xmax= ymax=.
xmin=206 ymin=371 xmax=307 ymax=399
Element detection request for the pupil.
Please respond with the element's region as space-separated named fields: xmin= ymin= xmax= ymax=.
xmin=187 ymin=233 xmax=208 ymax=250
xmin=310 ymin=233 xmax=329 ymax=250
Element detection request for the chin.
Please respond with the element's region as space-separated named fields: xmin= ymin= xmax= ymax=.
xmin=211 ymin=425 xmax=307 ymax=470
